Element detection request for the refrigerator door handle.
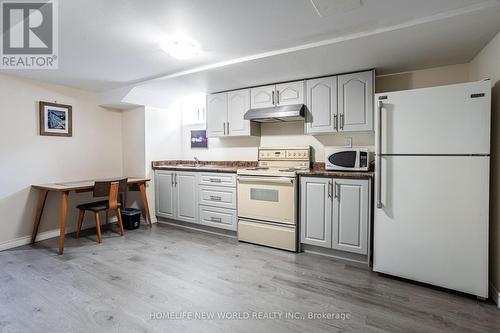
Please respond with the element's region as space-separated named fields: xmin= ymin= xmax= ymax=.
xmin=377 ymin=101 xmax=383 ymax=209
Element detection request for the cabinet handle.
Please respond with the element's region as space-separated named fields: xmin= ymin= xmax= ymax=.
xmin=276 ymin=90 xmax=280 ymax=105
xmin=272 ymin=91 xmax=275 ymax=105
xmin=327 ymin=181 xmax=332 ymax=198
xmin=210 ymin=217 xmax=222 ymax=223
xmin=340 ymin=114 xmax=344 ymax=130
xmin=227 ymin=122 xmax=229 ymax=134
xmin=197 ymin=108 xmax=200 ymax=120
xmin=171 ymin=174 xmax=174 ymax=186
xmin=334 ymin=182 xmax=339 ymax=199
xmin=209 ymin=178 xmax=222 ymax=183
xmin=223 ymin=122 xmax=226 ymax=135
xmin=210 ymin=195 xmax=222 ymax=201
xmin=334 ymin=114 xmax=338 ymax=130
xmin=175 ymin=173 xmax=177 ymax=186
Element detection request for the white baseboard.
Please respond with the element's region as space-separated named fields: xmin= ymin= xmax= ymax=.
xmin=489 ymin=282 xmax=500 ymax=308
xmin=0 ymin=216 xmax=122 ymax=252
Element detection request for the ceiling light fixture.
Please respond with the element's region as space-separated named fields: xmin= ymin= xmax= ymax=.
xmin=160 ymin=37 xmax=200 ymax=60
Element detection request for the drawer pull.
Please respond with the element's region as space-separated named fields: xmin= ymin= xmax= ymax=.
xmin=210 ymin=195 xmax=222 ymax=201
xmin=210 ymin=217 xmax=222 ymax=223
xmin=209 ymin=178 xmax=222 ymax=183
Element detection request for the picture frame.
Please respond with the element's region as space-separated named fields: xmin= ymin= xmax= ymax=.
xmin=39 ymin=101 xmax=72 ymax=137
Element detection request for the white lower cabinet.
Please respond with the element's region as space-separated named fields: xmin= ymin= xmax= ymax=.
xmin=300 ymin=176 xmax=370 ymax=255
xmin=155 ymin=171 xmax=237 ymax=231
xmin=199 ymin=205 xmax=237 ymax=231
xmin=155 ymin=170 xmax=198 ymax=223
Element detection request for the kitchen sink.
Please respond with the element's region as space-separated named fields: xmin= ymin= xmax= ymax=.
xmin=175 ymin=164 xmax=217 ymax=168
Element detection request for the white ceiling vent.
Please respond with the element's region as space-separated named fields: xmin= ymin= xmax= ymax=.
xmin=310 ymin=0 xmax=362 ymax=17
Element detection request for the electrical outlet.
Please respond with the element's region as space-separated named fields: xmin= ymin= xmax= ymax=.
xmin=344 ymin=137 xmax=352 ymax=148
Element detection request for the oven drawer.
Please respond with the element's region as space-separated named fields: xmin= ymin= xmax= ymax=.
xmin=199 ymin=185 xmax=237 ymax=209
xmin=238 ymin=220 xmax=296 ymax=251
xmin=199 ymin=206 xmax=237 ymax=231
xmin=198 ymin=173 xmax=236 ymax=187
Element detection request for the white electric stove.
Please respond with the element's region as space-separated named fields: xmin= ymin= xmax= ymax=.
xmin=236 ymin=147 xmax=311 ymax=252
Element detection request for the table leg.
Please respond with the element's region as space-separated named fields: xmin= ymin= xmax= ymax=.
xmin=139 ymin=183 xmax=152 ymax=225
xmin=31 ymin=189 xmax=48 ymax=244
xmin=58 ymin=191 xmax=69 ymax=254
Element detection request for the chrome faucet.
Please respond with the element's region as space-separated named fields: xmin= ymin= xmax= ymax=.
xmin=194 ymin=156 xmax=201 ymax=166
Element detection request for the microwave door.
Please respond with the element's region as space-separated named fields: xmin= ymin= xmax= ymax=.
xmin=329 ymin=151 xmax=357 ymax=170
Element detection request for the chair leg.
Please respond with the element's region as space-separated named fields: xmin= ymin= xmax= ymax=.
xmin=116 ymin=208 xmax=125 ymax=236
xmin=94 ymin=212 xmax=102 ymax=243
xmin=76 ymin=209 xmax=85 ymax=238
xmin=105 ymin=210 xmax=109 ymax=232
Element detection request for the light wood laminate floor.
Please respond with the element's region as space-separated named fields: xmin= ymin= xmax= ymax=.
xmin=1 ymin=223 xmax=499 ymax=333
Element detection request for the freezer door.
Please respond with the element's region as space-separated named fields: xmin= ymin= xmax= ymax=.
xmin=376 ymin=80 xmax=491 ymax=155
xmin=374 ymin=156 xmax=489 ymax=298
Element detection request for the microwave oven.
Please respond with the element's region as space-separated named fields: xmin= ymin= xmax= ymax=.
xmin=325 ymin=148 xmax=372 ymax=171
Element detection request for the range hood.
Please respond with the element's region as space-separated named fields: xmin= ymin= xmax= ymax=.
xmin=243 ymin=104 xmax=306 ymax=123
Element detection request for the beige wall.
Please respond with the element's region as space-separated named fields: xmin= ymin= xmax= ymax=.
xmin=122 ymin=106 xmax=146 ymax=177
xmin=0 ymin=74 xmax=123 ymax=248
xmin=376 ymin=63 xmax=470 ymax=93
xmin=469 ymin=32 xmax=500 ymax=293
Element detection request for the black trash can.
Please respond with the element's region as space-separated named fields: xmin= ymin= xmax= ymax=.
xmin=121 ymin=208 xmax=141 ymax=230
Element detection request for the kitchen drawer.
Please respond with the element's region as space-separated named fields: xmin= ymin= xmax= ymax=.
xmin=199 ymin=185 xmax=237 ymax=209
xmin=198 ymin=173 xmax=236 ymax=187
xmin=199 ymin=206 xmax=237 ymax=231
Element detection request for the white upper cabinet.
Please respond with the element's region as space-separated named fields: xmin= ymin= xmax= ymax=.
xmin=250 ymin=80 xmax=305 ymax=108
xmin=305 ymin=76 xmax=338 ymax=134
xmin=250 ymin=84 xmax=275 ymax=109
xmin=206 ymin=92 xmax=227 ymax=137
xmin=227 ymin=89 xmax=251 ymax=136
xmin=337 ymin=70 xmax=374 ymax=132
xmin=276 ymin=81 xmax=305 ymax=106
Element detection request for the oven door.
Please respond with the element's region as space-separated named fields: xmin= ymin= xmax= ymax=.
xmin=237 ymin=176 xmax=296 ymax=224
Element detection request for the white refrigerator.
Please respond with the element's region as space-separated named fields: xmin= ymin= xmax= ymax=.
xmin=374 ymin=80 xmax=491 ymax=298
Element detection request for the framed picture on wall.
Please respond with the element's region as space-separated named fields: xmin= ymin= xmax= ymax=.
xmin=39 ymin=101 xmax=72 ymax=137
xmin=191 ymin=130 xmax=208 ymax=148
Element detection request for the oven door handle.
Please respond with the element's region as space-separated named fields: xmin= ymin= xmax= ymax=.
xmin=237 ymin=176 xmax=295 ymax=184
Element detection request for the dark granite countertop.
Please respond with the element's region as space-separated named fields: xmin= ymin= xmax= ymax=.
xmin=298 ymin=162 xmax=374 ymax=179
xmin=151 ymin=160 xmax=257 ymax=173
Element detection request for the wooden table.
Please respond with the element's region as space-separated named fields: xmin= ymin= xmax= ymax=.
xmin=31 ymin=178 xmax=152 ymax=254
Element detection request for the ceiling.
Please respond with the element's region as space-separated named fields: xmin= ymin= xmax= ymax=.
xmin=1 ymin=0 xmax=500 ymax=95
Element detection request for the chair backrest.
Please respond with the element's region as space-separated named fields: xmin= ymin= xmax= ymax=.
xmin=93 ymin=178 xmax=128 ymax=209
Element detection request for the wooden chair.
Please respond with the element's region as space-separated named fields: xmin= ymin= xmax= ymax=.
xmin=76 ymin=178 xmax=128 ymax=243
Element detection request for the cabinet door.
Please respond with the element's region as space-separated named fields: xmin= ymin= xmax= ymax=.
xmin=227 ymin=89 xmax=250 ymax=136
xmin=175 ymin=172 xmax=198 ymax=223
xmin=338 ymin=71 xmax=373 ymax=132
xmin=332 ymin=178 xmax=369 ymax=254
xmin=155 ymin=171 xmax=175 ymax=218
xmin=276 ymin=81 xmax=304 ymax=106
xmin=206 ymin=92 xmax=227 ymax=137
xmin=250 ymin=84 xmax=275 ymax=109
xmin=300 ymin=177 xmax=332 ymax=248
xmin=305 ymin=76 xmax=338 ymax=134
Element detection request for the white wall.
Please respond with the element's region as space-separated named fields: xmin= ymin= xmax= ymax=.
xmin=0 ymin=74 xmax=123 ymax=248
xmin=469 ymin=32 xmax=500 ymax=295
